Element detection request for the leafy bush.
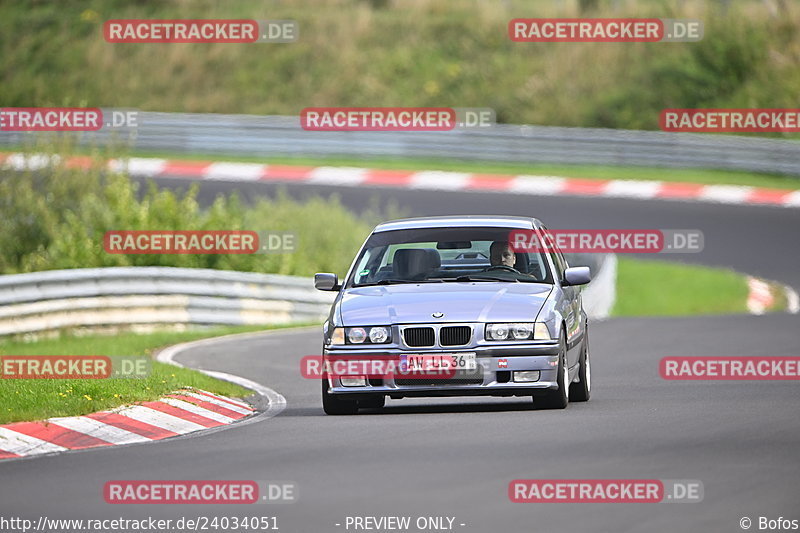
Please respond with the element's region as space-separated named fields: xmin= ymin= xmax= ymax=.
xmin=0 ymin=143 xmax=393 ymax=277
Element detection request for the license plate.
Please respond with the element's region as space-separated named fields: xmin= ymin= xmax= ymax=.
xmin=403 ymin=353 xmax=477 ymax=372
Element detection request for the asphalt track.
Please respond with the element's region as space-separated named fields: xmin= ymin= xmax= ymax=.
xmin=1 ymin=177 xmax=799 ymax=533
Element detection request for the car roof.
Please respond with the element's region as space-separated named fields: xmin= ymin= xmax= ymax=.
xmin=373 ymin=215 xmax=541 ymax=232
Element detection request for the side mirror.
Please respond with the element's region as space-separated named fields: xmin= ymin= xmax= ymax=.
xmin=563 ymin=266 xmax=591 ymax=286
xmin=314 ymin=273 xmax=340 ymax=291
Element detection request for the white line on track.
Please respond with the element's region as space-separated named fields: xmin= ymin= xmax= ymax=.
xmin=155 ymin=327 xmax=305 ymax=425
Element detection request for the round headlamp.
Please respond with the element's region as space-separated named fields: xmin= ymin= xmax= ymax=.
xmin=512 ymin=323 xmax=533 ymax=340
xmin=347 ymin=327 xmax=367 ymax=344
xmin=369 ymin=326 xmax=389 ymax=343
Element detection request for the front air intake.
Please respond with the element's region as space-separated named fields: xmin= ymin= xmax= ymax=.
xmin=440 ymin=326 xmax=471 ymax=346
xmin=403 ymin=327 xmax=435 ymax=347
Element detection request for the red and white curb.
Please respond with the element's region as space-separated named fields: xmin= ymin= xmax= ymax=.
xmin=0 ymin=329 xmax=294 ymax=462
xmin=2 ymin=152 xmax=800 ymax=208
xmin=747 ymin=277 xmax=775 ymax=315
xmin=0 ymin=389 xmax=254 ymax=461
xmin=746 ymin=277 xmax=800 ymax=315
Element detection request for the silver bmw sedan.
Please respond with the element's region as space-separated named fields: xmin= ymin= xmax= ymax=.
xmin=314 ymin=215 xmax=592 ymax=414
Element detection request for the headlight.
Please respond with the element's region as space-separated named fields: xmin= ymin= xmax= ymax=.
xmin=369 ymin=326 xmax=389 ymax=343
xmin=485 ymin=322 xmax=550 ymax=341
xmin=512 ymin=323 xmax=533 ymax=340
xmin=329 ymin=326 xmax=392 ymax=345
xmin=348 ymin=327 xmax=367 ymax=344
xmin=486 ymin=323 xmax=510 ymax=340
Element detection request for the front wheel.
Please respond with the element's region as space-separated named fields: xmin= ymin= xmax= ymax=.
xmin=535 ymin=332 xmax=569 ymax=410
xmin=322 ymin=379 xmax=358 ymax=415
xmin=569 ymin=327 xmax=591 ymax=402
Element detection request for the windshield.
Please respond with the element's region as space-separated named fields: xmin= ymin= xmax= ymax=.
xmin=347 ymin=226 xmax=553 ymax=287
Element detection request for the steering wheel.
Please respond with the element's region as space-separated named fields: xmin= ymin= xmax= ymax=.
xmin=485 ymin=265 xmax=519 ymax=273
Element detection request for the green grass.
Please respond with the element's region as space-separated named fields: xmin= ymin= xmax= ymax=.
xmin=0 ymin=323 xmax=312 ymax=424
xmin=612 ymin=258 xmax=750 ymax=317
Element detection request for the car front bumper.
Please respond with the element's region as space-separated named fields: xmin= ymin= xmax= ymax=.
xmin=323 ymin=343 xmax=561 ymax=398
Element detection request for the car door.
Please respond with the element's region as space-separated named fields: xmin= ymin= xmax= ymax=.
xmin=549 ymin=246 xmax=582 ymax=368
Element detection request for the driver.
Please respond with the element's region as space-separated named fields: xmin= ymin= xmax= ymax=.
xmin=489 ymin=241 xmax=517 ymax=269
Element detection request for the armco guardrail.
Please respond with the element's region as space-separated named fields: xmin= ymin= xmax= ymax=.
xmin=1 ymin=113 xmax=798 ymax=175
xmin=575 ymin=254 xmax=616 ymax=321
xmin=0 ymin=267 xmax=335 ymax=336
xmin=0 ymin=259 xmax=615 ymax=336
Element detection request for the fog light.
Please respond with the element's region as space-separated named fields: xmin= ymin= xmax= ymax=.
xmin=513 ymin=371 xmax=540 ymax=383
xmin=340 ymin=376 xmax=367 ymax=387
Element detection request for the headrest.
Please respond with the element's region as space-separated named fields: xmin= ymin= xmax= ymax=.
xmin=393 ymin=248 xmax=441 ymax=279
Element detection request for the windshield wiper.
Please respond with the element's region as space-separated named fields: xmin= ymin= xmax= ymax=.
xmin=434 ymin=275 xmax=543 ymax=283
xmin=356 ymin=279 xmax=444 ymax=287
xmin=454 ymin=275 xmax=518 ymax=282
xmin=426 ymin=275 xmax=517 ymax=283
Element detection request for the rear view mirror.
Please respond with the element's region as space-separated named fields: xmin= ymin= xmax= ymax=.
xmin=437 ymin=241 xmax=472 ymax=249
xmin=314 ymin=273 xmax=339 ymax=291
xmin=563 ymin=266 xmax=591 ymax=286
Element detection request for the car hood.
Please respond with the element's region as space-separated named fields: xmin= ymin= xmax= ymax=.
xmin=339 ymin=283 xmax=553 ymax=325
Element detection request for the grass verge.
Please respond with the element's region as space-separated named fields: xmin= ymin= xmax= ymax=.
xmin=612 ymin=258 xmax=750 ymax=317
xmin=0 ymin=323 xmax=312 ymax=425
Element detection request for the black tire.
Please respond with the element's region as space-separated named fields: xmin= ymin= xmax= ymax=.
xmin=358 ymin=395 xmax=386 ymax=409
xmin=569 ymin=325 xmax=591 ymax=402
xmin=535 ymin=331 xmax=569 ymax=410
xmin=322 ymin=379 xmax=358 ymax=415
